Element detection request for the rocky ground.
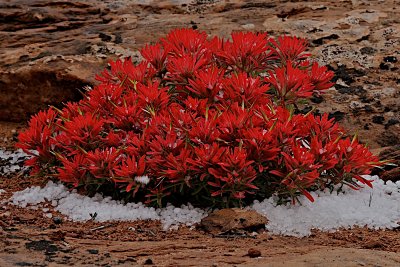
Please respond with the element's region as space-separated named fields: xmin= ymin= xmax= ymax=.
xmin=0 ymin=0 xmax=400 ymax=266
xmin=0 ymin=176 xmax=399 ymax=266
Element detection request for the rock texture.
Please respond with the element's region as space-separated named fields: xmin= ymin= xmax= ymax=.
xmin=200 ymin=208 xmax=267 ymax=233
xmin=0 ymin=0 xmax=399 ymax=149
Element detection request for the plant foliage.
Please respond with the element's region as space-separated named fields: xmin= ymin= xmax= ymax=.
xmin=17 ymin=29 xmax=381 ymax=207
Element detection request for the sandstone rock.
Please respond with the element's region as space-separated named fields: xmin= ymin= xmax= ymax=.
xmin=247 ymin=248 xmax=261 ymax=258
xmin=200 ymin=208 xmax=267 ymax=233
xmin=0 ymin=0 xmax=398 ymax=152
xmin=381 ymin=167 xmax=400 ymax=183
xmin=379 ymin=145 xmax=400 ymax=162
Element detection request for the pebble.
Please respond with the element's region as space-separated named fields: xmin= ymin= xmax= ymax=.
xmin=372 ymin=115 xmax=385 ymax=124
xmin=144 ymin=258 xmax=153 ymax=265
xmin=242 ymin=23 xmax=255 ymax=30
xmin=87 ymin=249 xmax=99 ymax=254
xmin=53 ymin=217 xmax=63 ymax=224
xmin=247 ymin=248 xmax=261 ymax=258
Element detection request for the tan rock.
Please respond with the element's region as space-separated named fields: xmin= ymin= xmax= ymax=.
xmin=200 ymin=208 xmax=267 ymax=233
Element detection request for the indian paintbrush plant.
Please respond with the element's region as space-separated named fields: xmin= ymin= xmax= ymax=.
xmin=17 ymin=29 xmax=382 ymax=208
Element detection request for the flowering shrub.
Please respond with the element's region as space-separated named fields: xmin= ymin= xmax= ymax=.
xmin=17 ymin=29 xmax=381 ymax=207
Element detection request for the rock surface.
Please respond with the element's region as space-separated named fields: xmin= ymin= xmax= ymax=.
xmin=200 ymin=208 xmax=267 ymax=233
xmin=0 ymin=0 xmax=399 ymax=149
xmin=378 ymin=145 xmax=400 ymax=182
xmin=1 ymin=172 xmax=400 ymax=266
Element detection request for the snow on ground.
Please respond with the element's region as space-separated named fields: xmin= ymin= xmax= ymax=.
xmin=0 ymin=149 xmax=31 ymax=176
xmin=10 ymin=181 xmax=207 ymax=230
xmin=252 ymin=176 xmax=400 ymax=236
xmin=7 ymin=176 xmax=400 ymax=236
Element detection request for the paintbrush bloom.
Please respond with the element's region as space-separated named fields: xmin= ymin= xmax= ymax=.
xmin=17 ymin=29 xmax=381 ymax=207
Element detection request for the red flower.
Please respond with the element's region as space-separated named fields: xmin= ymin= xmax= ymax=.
xmin=186 ymin=67 xmax=224 ymax=101
xmin=17 ymin=109 xmax=57 ymax=152
xmin=336 ymin=138 xmax=381 ymax=187
xmin=161 ymin=28 xmax=208 ymax=57
xmin=242 ymin=128 xmax=280 ymax=172
xmin=114 ymin=155 xmax=147 ymax=193
xmin=218 ymin=103 xmax=263 ymax=143
xmin=16 ymin=28 xmax=380 ymax=208
xmin=87 ymin=84 xmax=124 ymax=113
xmin=214 ymin=31 xmax=271 ymax=73
xmin=86 ymin=148 xmax=121 ymax=179
xmin=269 ymin=36 xmax=310 ymax=62
xmin=308 ymin=136 xmax=339 ymax=170
xmin=189 ymin=117 xmax=220 ymax=145
xmin=166 ymin=54 xmax=209 ymax=84
xmin=147 ymin=132 xmax=185 ymax=167
xmin=183 ymin=96 xmax=208 ymax=114
xmin=98 ymin=58 xmax=156 ymax=86
xmin=57 ymin=154 xmax=88 ymax=187
xmin=62 ymin=114 xmax=105 ymax=149
xmin=141 ymin=43 xmax=168 ymax=71
xmin=137 ymin=81 xmax=170 ymax=115
xmin=16 ymin=109 xmax=57 ymax=174
xmin=110 ymin=99 xmax=143 ymax=131
xmin=280 ymin=146 xmax=322 ymax=190
xmin=223 ymin=72 xmax=271 ymax=107
xmin=207 ymin=147 xmax=258 ymax=199
xmin=308 ymin=62 xmax=334 ymax=93
xmin=265 ymin=62 xmax=313 ymax=104
xmin=187 ymin=143 xmax=227 ymax=181
xmin=163 ymin=148 xmax=193 ymax=184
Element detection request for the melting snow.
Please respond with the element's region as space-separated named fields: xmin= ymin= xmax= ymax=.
xmin=253 ymin=176 xmax=400 ymax=236
xmin=0 ymin=149 xmax=31 ymax=176
xmin=8 ymin=175 xmax=400 ymax=237
xmin=10 ymin=181 xmax=207 ymax=230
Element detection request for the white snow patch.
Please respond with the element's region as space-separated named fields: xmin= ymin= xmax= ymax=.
xmin=0 ymin=149 xmax=31 ymax=176
xmin=10 ymin=181 xmax=207 ymax=230
xmin=252 ymin=175 xmax=400 ymax=237
xmin=134 ymin=175 xmax=150 ymax=185
xmin=8 ymin=175 xmax=400 ymax=235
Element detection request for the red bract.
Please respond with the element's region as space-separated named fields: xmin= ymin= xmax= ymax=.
xmin=61 ymin=114 xmax=105 ymax=151
xmin=110 ymin=101 xmax=143 ymax=131
xmin=141 ymin=43 xmax=168 ymax=71
xmin=207 ymin=147 xmax=257 ymax=199
xmin=336 ymin=138 xmax=380 ymax=188
xmin=189 ymin=117 xmax=220 ymax=145
xmin=301 ymin=113 xmax=342 ymax=140
xmin=223 ymin=72 xmax=271 ymax=107
xmin=269 ymin=36 xmax=310 ymax=62
xmin=17 ymin=109 xmax=57 ymax=174
xmin=137 ymin=82 xmax=170 ymax=115
xmin=162 ymin=28 xmax=208 ymax=57
xmin=266 ymin=62 xmax=314 ymax=104
xmin=186 ymin=67 xmax=224 ymax=101
xmin=100 ymin=59 xmax=155 ymax=86
xmin=187 ymin=143 xmax=227 ymax=181
xmin=242 ymin=128 xmax=280 ymax=172
xmin=17 ymin=28 xmax=382 ymax=208
xmin=57 ymin=154 xmax=88 ymax=187
xmin=214 ymin=32 xmax=271 ymax=73
xmin=281 ymin=146 xmax=322 ymax=188
xmin=17 ymin=109 xmax=57 ymax=151
xmin=308 ymin=62 xmax=335 ymax=93
xmin=86 ymin=148 xmax=121 ymax=179
xmin=114 ymin=155 xmax=146 ymax=193
xmin=162 ymin=148 xmax=193 ymax=184
xmin=166 ymin=54 xmax=209 ymax=84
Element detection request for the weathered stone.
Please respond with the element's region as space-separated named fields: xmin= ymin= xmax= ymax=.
xmin=200 ymin=208 xmax=267 ymax=233
xmin=0 ymin=0 xmax=398 ymax=153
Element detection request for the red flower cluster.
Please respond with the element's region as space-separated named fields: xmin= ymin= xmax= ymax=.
xmin=17 ymin=29 xmax=381 ymax=207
